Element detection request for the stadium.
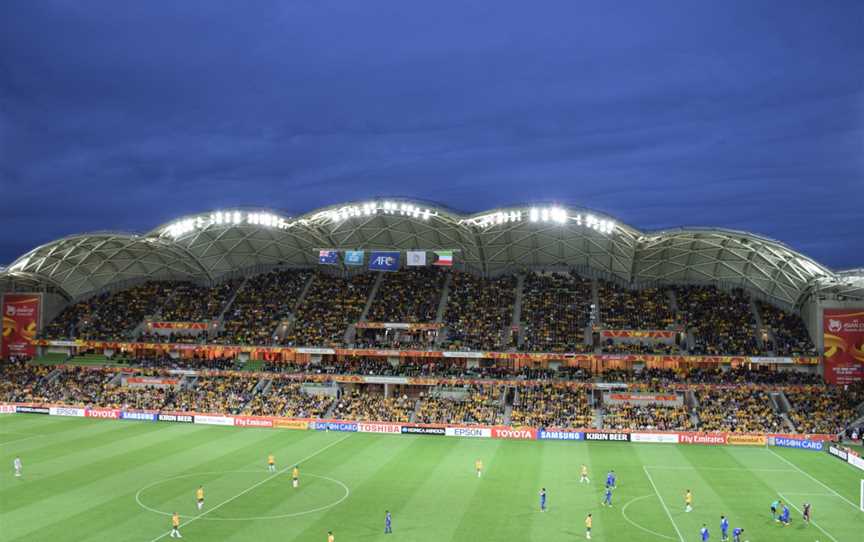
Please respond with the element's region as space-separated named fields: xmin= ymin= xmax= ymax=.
xmin=1 ymin=200 xmax=863 ymax=541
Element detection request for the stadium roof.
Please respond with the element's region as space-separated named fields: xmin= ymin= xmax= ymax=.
xmin=1 ymin=199 xmax=858 ymax=307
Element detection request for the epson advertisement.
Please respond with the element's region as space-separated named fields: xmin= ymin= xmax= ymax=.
xmin=312 ymin=422 xmax=358 ymax=432
xmin=768 ymin=436 xmax=823 ymax=451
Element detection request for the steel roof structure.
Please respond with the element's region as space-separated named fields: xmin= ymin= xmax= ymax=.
xmin=2 ymin=199 xmax=858 ymax=307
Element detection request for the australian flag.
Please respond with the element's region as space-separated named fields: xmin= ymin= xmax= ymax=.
xmin=318 ymin=250 xmax=338 ymax=265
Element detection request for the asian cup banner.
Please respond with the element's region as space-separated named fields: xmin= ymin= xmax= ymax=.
xmin=2 ymin=294 xmax=40 ymax=359
xmin=823 ymin=309 xmax=864 ymax=384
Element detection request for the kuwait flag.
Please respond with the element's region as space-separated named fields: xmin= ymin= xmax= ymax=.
xmin=433 ymin=250 xmax=453 ymax=267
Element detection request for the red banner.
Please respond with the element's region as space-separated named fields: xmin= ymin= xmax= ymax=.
xmin=2 ymin=294 xmax=40 ymax=359
xmin=823 ymin=309 xmax=864 ymax=384
xmin=492 ymin=427 xmax=537 ymax=440
xmin=233 ymin=416 xmax=274 ymax=428
xmin=600 ymin=330 xmax=676 ymax=339
xmin=85 ymin=408 xmax=120 ymax=419
xmin=150 ymin=322 xmax=208 ymax=330
xmin=677 ymin=432 xmax=728 ymax=445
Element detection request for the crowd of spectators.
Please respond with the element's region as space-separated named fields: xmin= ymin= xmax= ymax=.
xmin=0 ymin=361 xmax=53 ymax=403
xmin=285 ymin=272 xmax=375 ymax=347
xmin=443 ymin=272 xmax=516 ymax=351
xmin=599 ymin=284 xmax=675 ymax=330
xmin=685 ymin=366 xmax=821 ymax=385
xmin=415 ymin=386 xmax=504 ymax=425
xmin=44 ymin=282 xmax=179 ymax=341
xmin=160 ymin=279 xmax=241 ymax=322
xmin=757 ymin=301 xmax=817 ymax=356
xmin=368 ymin=268 xmax=447 ymax=323
xmin=786 ymin=384 xmax=864 ymax=434
xmin=602 ymin=403 xmax=692 ymax=431
xmin=520 ymin=271 xmax=592 ymax=352
xmin=696 ymin=386 xmax=786 ymax=432
xmin=243 ymin=379 xmax=335 ymax=418
xmin=510 ymin=384 xmax=592 ymax=428
xmin=676 ymin=286 xmax=761 ymax=355
xmin=216 ymin=269 xmax=311 ymax=345
xmin=330 ymin=390 xmax=414 ymax=422
xmin=166 ymin=375 xmax=257 ymax=414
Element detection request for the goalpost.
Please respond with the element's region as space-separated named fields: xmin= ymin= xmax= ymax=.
xmin=860 ymin=479 xmax=864 ymax=512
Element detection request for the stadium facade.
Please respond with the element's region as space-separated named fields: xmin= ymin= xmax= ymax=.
xmin=0 ymin=199 xmax=862 ymax=356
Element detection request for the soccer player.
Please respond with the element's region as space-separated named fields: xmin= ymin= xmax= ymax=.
xmin=720 ymin=515 xmax=729 ymax=541
xmin=700 ymin=524 xmax=710 ymax=541
xmin=732 ymin=527 xmax=743 ymax=542
xmin=770 ymin=499 xmax=780 ymax=520
xmin=170 ymin=512 xmax=182 ymax=538
xmin=580 ymin=464 xmax=590 ymax=484
xmin=585 ymin=513 xmax=593 ymax=540
xmin=384 ymin=510 xmax=392 ymax=534
xmin=605 ymin=470 xmax=616 ymax=489
xmin=196 ymin=486 xmax=204 ymax=510
xmin=802 ymin=502 xmax=811 ymax=523
xmin=293 ymin=465 xmax=300 ymax=488
xmin=779 ymin=504 xmax=790 ymax=526
xmin=13 ymin=456 xmax=22 ymax=477
xmin=685 ymin=489 xmax=693 ymax=512
xmin=475 ymin=459 xmax=483 ymax=478
xmin=268 ymin=453 xmax=276 ymax=473
xmin=602 ymin=486 xmax=613 ymax=507
xmin=327 ymin=531 xmax=335 ymax=542
xmin=539 ymin=488 xmax=547 ymax=512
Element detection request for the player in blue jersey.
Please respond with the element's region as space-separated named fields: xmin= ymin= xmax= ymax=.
xmin=539 ymin=488 xmax=547 ymax=512
xmin=720 ymin=515 xmax=729 ymax=541
xmin=602 ymin=486 xmax=613 ymax=507
xmin=605 ymin=470 xmax=616 ymax=489
xmin=779 ymin=504 xmax=790 ymax=526
xmin=700 ymin=524 xmax=710 ymax=541
xmin=384 ymin=510 xmax=392 ymax=534
xmin=732 ymin=527 xmax=744 ymax=542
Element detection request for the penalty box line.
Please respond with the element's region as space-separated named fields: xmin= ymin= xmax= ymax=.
xmin=147 ymin=433 xmax=353 ymax=542
xmin=778 ymin=492 xmax=840 ymax=542
xmin=765 ymin=447 xmax=858 ymax=511
xmin=642 ymin=466 xmax=685 ymax=542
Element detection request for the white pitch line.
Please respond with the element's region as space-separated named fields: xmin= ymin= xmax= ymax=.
xmin=620 ymin=494 xmax=678 ymax=541
xmin=765 ymin=447 xmax=858 ymax=510
xmin=779 ymin=492 xmax=840 ymax=542
xmin=147 ymin=433 xmax=352 ymax=541
xmin=642 ymin=466 xmax=685 ymax=542
xmin=0 ymin=434 xmax=44 ymax=446
xmin=644 ymin=465 xmax=794 ymax=472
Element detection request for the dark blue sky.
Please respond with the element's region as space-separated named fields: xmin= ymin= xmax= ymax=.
xmin=1 ymin=1 xmax=862 ymax=269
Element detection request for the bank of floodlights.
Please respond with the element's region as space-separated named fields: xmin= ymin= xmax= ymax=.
xmin=160 ymin=210 xmax=290 ymax=239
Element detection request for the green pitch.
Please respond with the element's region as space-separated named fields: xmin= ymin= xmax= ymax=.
xmin=1 ymin=416 xmax=862 ymax=542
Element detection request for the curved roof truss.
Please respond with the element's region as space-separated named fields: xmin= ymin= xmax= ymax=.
xmin=1 ymin=200 xmax=842 ymax=307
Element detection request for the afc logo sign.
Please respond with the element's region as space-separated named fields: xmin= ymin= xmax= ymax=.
xmin=828 ymin=319 xmax=842 ymax=333
xmin=373 ymin=256 xmax=395 ymax=266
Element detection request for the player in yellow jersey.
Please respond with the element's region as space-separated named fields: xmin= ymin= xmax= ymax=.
xmin=685 ymin=489 xmax=693 ymax=513
xmin=475 ymin=459 xmax=483 ymax=478
xmin=170 ymin=511 xmax=182 ymax=538
xmin=585 ymin=513 xmax=593 ymax=540
xmin=268 ymin=453 xmax=276 ymax=473
xmin=580 ymin=464 xmax=590 ymax=484
xmin=196 ymin=486 xmax=204 ymax=510
xmin=327 ymin=531 xmax=335 ymax=542
xmin=292 ymin=465 xmax=300 ymax=488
